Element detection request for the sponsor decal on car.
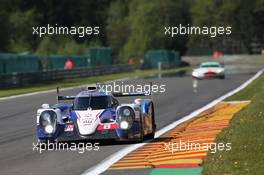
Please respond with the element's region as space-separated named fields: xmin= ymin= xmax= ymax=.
xmin=97 ymin=123 xmax=117 ymax=130
xmin=64 ymin=124 xmax=74 ymax=131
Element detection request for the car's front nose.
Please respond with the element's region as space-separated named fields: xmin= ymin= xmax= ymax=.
xmin=192 ymin=71 xmax=201 ymax=78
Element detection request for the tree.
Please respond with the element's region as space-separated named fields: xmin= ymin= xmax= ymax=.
xmin=107 ymin=0 xmax=130 ymax=57
xmin=107 ymin=0 xmax=191 ymax=60
xmin=0 ymin=10 xmax=11 ymax=52
xmin=190 ymin=0 xmax=264 ymax=53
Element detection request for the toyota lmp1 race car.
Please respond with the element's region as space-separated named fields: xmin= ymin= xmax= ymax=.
xmin=192 ymin=62 xmax=225 ymax=79
xmin=36 ymin=85 xmax=156 ymax=143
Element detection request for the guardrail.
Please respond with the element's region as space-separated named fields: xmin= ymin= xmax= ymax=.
xmin=0 ymin=65 xmax=133 ymax=88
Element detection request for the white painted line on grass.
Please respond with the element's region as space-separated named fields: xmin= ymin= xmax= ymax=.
xmin=81 ymin=68 xmax=263 ymax=175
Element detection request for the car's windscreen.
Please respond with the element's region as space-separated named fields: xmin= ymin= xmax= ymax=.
xmin=200 ymin=64 xmax=220 ymax=68
xmin=74 ymin=96 xmax=111 ymax=110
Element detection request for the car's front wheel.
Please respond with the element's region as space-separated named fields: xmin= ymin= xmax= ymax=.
xmin=220 ymin=75 xmax=225 ymax=79
xmin=146 ymin=103 xmax=156 ymax=140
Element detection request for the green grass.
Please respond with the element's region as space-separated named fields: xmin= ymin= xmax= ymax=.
xmin=202 ymin=74 xmax=264 ymax=175
xmin=226 ymin=73 xmax=264 ymax=101
xmin=0 ymin=67 xmax=188 ymax=97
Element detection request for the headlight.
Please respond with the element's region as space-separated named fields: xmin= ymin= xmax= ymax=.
xmin=40 ymin=110 xmax=57 ymax=134
xmin=120 ymin=121 xmax=129 ymax=130
xmin=216 ymin=69 xmax=222 ymax=74
xmin=192 ymin=71 xmax=199 ymax=77
xmin=117 ymin=107 xmax=135 ymax=130
xmin=44 ymin=125 xmax=54 ymax=134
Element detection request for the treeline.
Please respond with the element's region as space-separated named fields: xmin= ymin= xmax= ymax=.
xmin=0 ymin=0 xmax=263 ymax=61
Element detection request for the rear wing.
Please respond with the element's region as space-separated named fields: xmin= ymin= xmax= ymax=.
xmin=113 ymin=92 xmax=150 ymax=97
xmin=56 ymin=87 xmax=75 ymax=103
xmin=112 ymin=82 xmax=153 ymax=97
xmin=56 ymin=81 xmax=153 ymax=101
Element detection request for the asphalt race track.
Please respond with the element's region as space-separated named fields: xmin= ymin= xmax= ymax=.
xmin=0 ymin=73 xmax=254 ymax=175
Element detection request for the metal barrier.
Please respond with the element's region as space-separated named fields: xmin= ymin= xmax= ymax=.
xmin=0 ymin=65 xmax=133 ymax=88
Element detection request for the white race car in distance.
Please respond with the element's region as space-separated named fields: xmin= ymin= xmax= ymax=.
xmin=192 ymin=62 xmax=225 ymax=79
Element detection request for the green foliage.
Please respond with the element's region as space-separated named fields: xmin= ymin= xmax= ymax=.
xmin=107 ymin=0 xmax=191 ymax=60
xmin=189 ymin=0 xmax=264 ymax=52
xmin=36 ymin=36 xmax=101 ymax=55
xmin=9 ymin=9 xmax=39 ymax=52
xmin=0 ymin=0 xmax=110 ymax=55
xmin=36 ymin=37 xmax=58 ymax=55
xmin=0 ymin=0 xmax=263 ymax=57
xmin=107 ymin=0 xmax=130 ymax=57
xmin=0 ymin=10 xmax=12 ymax=51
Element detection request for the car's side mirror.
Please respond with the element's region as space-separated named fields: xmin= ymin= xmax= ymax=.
xmin=41 ymin=104 xmax=50 ymax=109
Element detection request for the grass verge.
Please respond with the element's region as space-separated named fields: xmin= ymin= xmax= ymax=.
xmin=0 ymin=67 xmax=188 ymax=98
xmin=226 ymin=73 xmax=264 ymax=101
xmin=202 ymin=73 xmax=264 ymax=175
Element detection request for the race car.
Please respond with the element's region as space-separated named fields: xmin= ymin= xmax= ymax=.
xmin=36 ymin=85 xmax=156 ymax=143
xmin=192 ymin=62 xmax=225 ymax=79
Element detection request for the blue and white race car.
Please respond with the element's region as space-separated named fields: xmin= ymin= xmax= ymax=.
xmin=36 ymin=85 xmax=156 ymax=143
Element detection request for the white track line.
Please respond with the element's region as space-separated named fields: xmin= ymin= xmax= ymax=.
xmin=81 ymin=68 xmax=263 ymax=175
